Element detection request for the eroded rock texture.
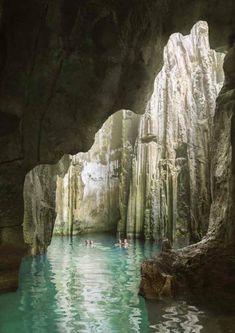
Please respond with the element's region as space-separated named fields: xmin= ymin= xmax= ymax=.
xmin=50 ymin=22 xmax=224 ymax=244
xmin=23 ymin=155 xmax=71 ymax=254
xmin=126 ymin=22 xmax=224 ymax=242
xmin=140 ymin=44 xmax=235 ymax=301
xmin=54 ymin=111 xmax=139 ymax=235
xmin=0 ymin=0 xmax=235 ymax=292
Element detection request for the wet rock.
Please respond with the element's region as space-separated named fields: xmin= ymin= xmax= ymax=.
xmin=139 ymin=252 xmax=177 ymax=299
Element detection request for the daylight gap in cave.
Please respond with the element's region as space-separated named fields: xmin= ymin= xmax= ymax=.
xmin=22 ymin=21 xmax=225 ymax=256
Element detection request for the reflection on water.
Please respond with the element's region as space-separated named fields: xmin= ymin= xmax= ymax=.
xmin=148 ymin=300 xmax=204 ymax=333
xmin=147 ymin=298 xmax=235 ymax=333
xmin=0 ymin=235 xmax=158 ymax=333
xmin=47 ymin=235 xmax=157 ymax=333
xmin=0 ymin=234 xmax=235 ymax=333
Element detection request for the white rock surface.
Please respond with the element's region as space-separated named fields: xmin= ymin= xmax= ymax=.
xmin=54 ymin=111 xmax=139 ymax=235
xmin=24 ymin=21 xmax=225 ymax=245
xmin=126 ymin=21 xmax=224 ymax=242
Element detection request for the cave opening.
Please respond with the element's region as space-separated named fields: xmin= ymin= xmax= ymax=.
xmin=1 ymin=19 xmax=232 ymax=332
xmin=23 ymin=21 xmax=225 ymax=254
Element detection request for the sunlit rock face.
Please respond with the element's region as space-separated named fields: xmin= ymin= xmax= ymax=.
xmin=139 ymin=44 xmax=235 ymax=301
xmin=54 ymin=111 xmax=139 ymax=235
xmin=126 ymin=21 xmax=224 ymax=242
xmin=51 ymin=21 xmax=224 ymax=243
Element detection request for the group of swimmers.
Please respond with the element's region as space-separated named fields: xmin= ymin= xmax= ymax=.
xmin=117 ymin=238 xmax=129 ymax=248
xmin=85 ymin=239 xmax=94 ymax=246
xmin=85 ymin=237 xmax=173 ymax=251
xmin=84 ymin=237 xmax=172 ymax=251
xmin=84 ymin=238 xmax=129 ymax=248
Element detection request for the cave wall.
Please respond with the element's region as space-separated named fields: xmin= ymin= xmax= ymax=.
xmin=0 ymin=0 xmax=235 ymax=291
xmin=0 ymin=0 xmax=167 ymax=258
xmin=139 ymin=44 xmax=235 ymax=300
xmin=27 ymin=21 xmax=224 ymax=246
xmin=207 ymin=45 xmax=235 ymax=245
xmin=126 ymin=21 xmax=224 ymax=242
xmin=23 ymin=155 xmax=71 ymax=254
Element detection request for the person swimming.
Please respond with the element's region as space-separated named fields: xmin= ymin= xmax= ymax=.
xmin=85 ymin=239 xmax=94 ymax=246
xmin=114 ymin=239 xmax=122 ymax=247
xmin=114 ymin=238 xmax=130 ymax=248
xmin=123 ymin=239 xmax=128 ymax=248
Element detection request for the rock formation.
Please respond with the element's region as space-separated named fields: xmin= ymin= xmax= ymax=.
xmin=126 ymin=21 xmax=224 ymax=243
xmin=140 ymin=44 xmax=235 ymax=301
xmin=54 ymin=110 xmax=139 ymax=236
xmin=0 ymin=0 xmax=235 ymax=293
xmin=23 ymin=155 xmax=71 ymax=254
xmin=49 ymin=21 xmax=223 ymax=245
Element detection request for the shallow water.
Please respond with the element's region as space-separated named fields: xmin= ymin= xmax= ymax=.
xmin=0 ymin=234 xmax=235 ymax=333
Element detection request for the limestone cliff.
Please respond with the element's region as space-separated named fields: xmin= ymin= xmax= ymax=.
xmin=24 ymin=22 xmax=224 ymax=247
xmin=54 ymin=111 xmax=140 ymax=235
xmin=139 ymin=44 xmax=235 ymax=301
xmin=23 ymin=110 xmax=140 ymax=245
xmin=126 ymin=21 xmax=224 ymax=242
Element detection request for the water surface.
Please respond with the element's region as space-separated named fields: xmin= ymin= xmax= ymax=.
xmin=0 ymin=234 xmax=235 ymax=333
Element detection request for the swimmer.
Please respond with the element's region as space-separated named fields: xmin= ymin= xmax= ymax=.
xmin=85 ymin=239 xmax=89 ymax=246
xmin=114 ymin=239 xmax=122 ymax=247
xmin=123 ymin=239 xmax=128 ymax=248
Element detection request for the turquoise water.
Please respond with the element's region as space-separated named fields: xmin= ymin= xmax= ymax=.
xmin=0 ymin=234 xmax=235 ymax=333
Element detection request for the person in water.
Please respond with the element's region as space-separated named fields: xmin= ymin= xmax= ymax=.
xmin=114 ymin=239 xmax=122 ymax=247
xmin=123 ymin=239 xmax=128 ymax=248
xmin=114 ymin=238 xmax=129 ymax=248
xmin=85 ymin=239 xmax=94 ymax=246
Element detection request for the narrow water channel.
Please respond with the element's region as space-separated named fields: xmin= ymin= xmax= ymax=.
xmin=0 ymin=234 xmax=234 ymax=333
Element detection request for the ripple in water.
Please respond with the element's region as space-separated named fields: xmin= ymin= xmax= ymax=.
xmin=0 ymin=234 xmax=235 ymax=333
xmin=148 ymin=301 xmax=204 ymax=333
